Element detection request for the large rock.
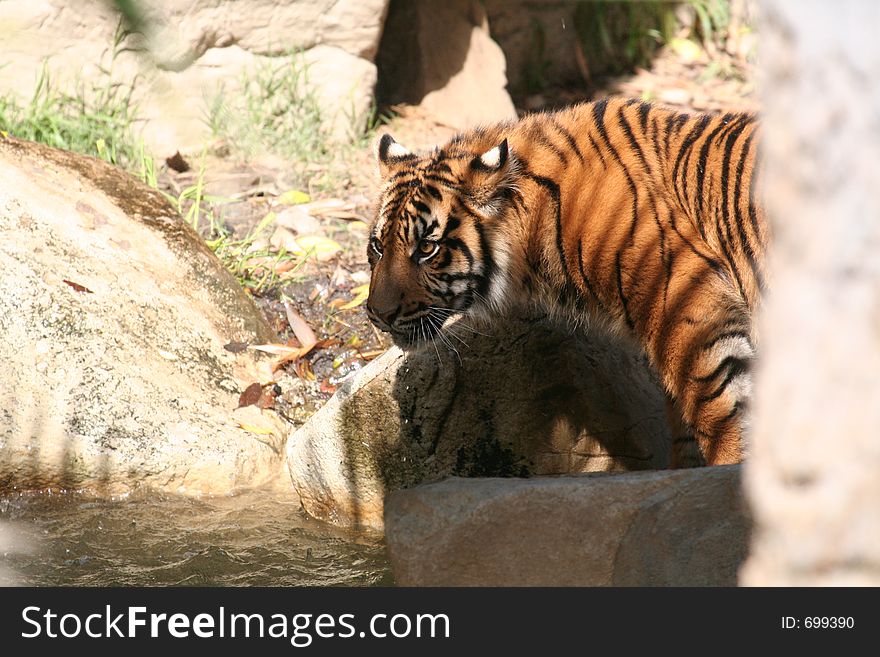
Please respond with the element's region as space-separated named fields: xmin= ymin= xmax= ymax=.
xmin=287 ymin=317 xmax=676 ymax=530
xmin=0 ymin=136 xmax=286 ymax=496
xmin=385 ymin=465 xmax=748 ymax=586
xmin=0 ymin=0 xmax=388 ymax=154
xmin=483 ymin=0 xmax=583 ymax=97
xmin=375 ymin=0 xmax=517 ymax=129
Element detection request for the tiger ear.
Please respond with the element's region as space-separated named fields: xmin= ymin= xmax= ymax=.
xmin=376 ymin=133 xmax=414 ymax=178
xmin=466 ymin=139 xmax=514 ymax=213
xmin=470 ymin=139 xmax=509 ymax=172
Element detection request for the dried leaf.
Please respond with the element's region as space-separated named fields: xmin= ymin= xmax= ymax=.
xmin=165 ymin=151 xmax=190 ymax=173
xmin=256 ymin=384 xmax=280 ymax=410
xmin=251 ymin=343 xmax=303 ymax=356
xmin=235 ymin=422 xmax=276 ymax=436
xmin=358 ymin=348 xmax=386 ymax=361
xmin=285 ymin=234 xmax=342 ymax=262
xmin=238 ymin=382 xmax=263 ymax=408
xmin=278 ymin=190 xmax=311 ymax=205
xmin=339 ymin=284 xmax=370 ymax=310
xmin=224 ymin=341 xmax=249 ymax=353
xmin=63 ymin=279 xmax=93 ymax=294
xmin=284 ymin=302 xmax=317 ymax=349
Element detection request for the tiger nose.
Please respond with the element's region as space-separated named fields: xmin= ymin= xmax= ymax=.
xmin=366 ymin=298 xmax=401 ymax=327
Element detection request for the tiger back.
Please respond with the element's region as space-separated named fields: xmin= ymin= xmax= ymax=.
xmin=366 ymin=97 xmax=765 ymax=466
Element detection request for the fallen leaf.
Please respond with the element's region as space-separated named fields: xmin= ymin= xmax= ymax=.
xmin=251 ymin=343 xmax=305 ymax=356
xmin=339 ymin=284 xmax=370 ymax=310
xmin=63 ymin=279 xmax=93 ymax=294
xmin=357 ymin=348 xmax=386 ymax=361
xmin=235 ymin=422 xmax=276 ymax=436
xmin=238 ymin=382 xmax=263 ymax=408
xmin=223 ymin=341 xmax=249 ymax=353
xmin=278 ymin=190 xmax=311 ymax=205
xmin=284 ymin=302 xmax=317 ymax=349
xmin=165 ymin=151 xmax=190 ymax=173
xmin=257 ymin=383 xmax=281 ymax=410
xmin=277 ymin=234 xmax=341 ymax=262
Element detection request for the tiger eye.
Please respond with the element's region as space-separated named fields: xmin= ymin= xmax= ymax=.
xmin=419 ymin=240 xmax=436 ymax=254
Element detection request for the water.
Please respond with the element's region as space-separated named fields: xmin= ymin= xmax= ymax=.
xmin=0 ymin=487 xmax=392 ymax=586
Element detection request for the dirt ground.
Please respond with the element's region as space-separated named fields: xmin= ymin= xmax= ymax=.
xmin=159 ymin=42 xmax=758 ymax=428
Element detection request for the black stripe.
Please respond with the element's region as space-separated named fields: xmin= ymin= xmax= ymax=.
xmin=587 ymin=134 xmax=606 ymax=168
xmin=695 ymin=117 xmax=734 ymax=225
xmin=530 ymin=123 xmax=568 ymax=166
xmin=412 ymin=199 xmax=431 ymax=215
xmin=701 ymin=329 xmax=752 ymax=352
xmin=424 ymin=184 xmax=443 ymax=200
xmin=668 ymin=220 xmax=723 ymax=272
xmin=698 ymin=358 xmax=750 ymax=403
xmin=472 ymin=220 xmax=496 ymax=300
xmin=523 ymin=171 xmax=569 ymax=283
xmin=423 ymin=174 xmax=459 ymax=187
xmin=548 ymin=117 xmax=584 ymax=164
xmin=672 ymin=114 xmax=712 ymax=212
xmin=444 ymin=237 xmax=474 ymax=267
xmin=618 ymin=106 xmax=653 ymax=175
xmin=615 ymin=251 xmax=635 ymax=330
xmin=694 ymin=354 xmax=750 ymax=383
xmin=638 ymin=102 xmax=651 ymax=134
xmin=733 ymin=131 xmax=764 ymax=288
xmin=576 ymin=240 xmax=601 ymax=305
xmin=651 ymin=116 xmax=663 ymax=166
xmin=593 ymin=100 xmax=640 ymax=240
xmin=722 ymin=118 xmax=762 ymax=293
xmin=722 ymin=400 xmax=746 ymax=423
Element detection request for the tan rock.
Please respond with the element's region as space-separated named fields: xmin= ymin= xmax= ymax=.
xmin=0 ymin=136 xmax=285 ymax=496
xmin=385 ymin=465 xmax=748 ymax=586
xmin=376 ymin=0 xmax=517 ymax=129
xmin=286 ymin=317 xmax=674 ymax=530
xmin=0 ymin=1 xmax=388 ymax=155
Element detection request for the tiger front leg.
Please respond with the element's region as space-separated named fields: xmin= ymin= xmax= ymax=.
xmin=668 ymin=319 xmax=754 ymax=466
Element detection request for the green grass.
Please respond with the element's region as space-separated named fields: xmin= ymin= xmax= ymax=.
xmin=206 ymin=53 xmax=328 ymax=161
xmin=204 ymin=51 xmax=385 ymax=194
xmin=0 ymin=64 xmax=140 ymax=169
xmin=205 ymin=212 xmax=308 ymax=295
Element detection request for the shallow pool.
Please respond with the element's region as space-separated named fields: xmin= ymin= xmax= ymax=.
xmin=0 ymin=486 xmax=392 ymax=586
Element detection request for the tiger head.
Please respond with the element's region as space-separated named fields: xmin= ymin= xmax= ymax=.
xmin=366 ymin=132 xmax=520 ymax=348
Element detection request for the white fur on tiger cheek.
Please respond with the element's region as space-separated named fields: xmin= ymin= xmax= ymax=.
xmin=486 ymin=232 xmax=511 ymax=313
xmin=480 ymin=146 xmax=502 ymax=169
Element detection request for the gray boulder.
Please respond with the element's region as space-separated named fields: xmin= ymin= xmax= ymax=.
xmin=385 ymin=465 xmax=748 ymax=586
xmin=0 ymin=136 xmax=286 ymax=495
xmin=287 ymin=317 xmax=674 ymax=530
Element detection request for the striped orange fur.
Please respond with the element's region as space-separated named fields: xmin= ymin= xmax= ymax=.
xmin=366 ymin=97 xmax=766 ymax=466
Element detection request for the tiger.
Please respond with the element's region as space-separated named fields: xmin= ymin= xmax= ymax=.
xmin=365 ymin=96 xmax=765 ymax=467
